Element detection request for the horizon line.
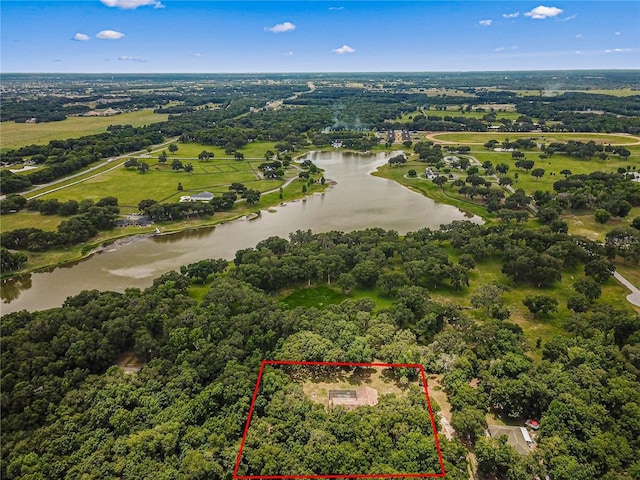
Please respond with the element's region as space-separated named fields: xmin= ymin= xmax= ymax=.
xmin=2 ymin=68 xmax=640 ymax=76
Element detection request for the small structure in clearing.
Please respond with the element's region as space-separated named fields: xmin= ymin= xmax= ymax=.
xmin=328 ymin=386 xmax=378 ymax=409
xmin=487 ymin=425 xmax=535 ymax=455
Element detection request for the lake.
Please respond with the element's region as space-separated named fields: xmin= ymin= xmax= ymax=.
xmin=1 ymin=151 xmax=480 ymax=313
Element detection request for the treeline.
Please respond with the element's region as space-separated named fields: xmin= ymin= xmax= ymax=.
xmin=0 ymin=197 xmax=119 ymax=253
xmin=1 ymin=97 xmax=91 ymax=123
xmin=515 ymin=92 xmax=640 ymax=118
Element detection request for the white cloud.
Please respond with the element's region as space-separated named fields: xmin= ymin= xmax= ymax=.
xmin=615 ymin=32 xmax=621 ymax=35
xmin=100 ymin=0 xmax=163 ymax=9
xmin=284 ymin=51 xmax=294 ymax=56
xmin=329 ymin=6 xmax=344 ymax=10
xmin=503 ymin=12 xmax=519 ymax=18
xmin=96 ymin=30 xmax=125 ymax=40
xmin=494 ymin=45 xmax=518 ymax=52
xmin=192 ymin=53 xmax=202 ymax=58
xmin=265 ymin=22 xmax=296 ymax=33
xmin=479 ymin=19 xmax=492 ymax=27
xmin=118 ymin=55 xmax=146 ymax=62
xmin=525 ymin=6 xmax=563 ymax=19
xmin=561 ymin=14 xmax=577 ymax=22
xmin=605 ymin=48 xmax=632 ymax=53
xmin=332 ymin=45 xmax=355 ymax=54
xmin=73 ymin=33 xmax=90 ymax=41
xmin=575 ymin=34 xmax=583 ymax=38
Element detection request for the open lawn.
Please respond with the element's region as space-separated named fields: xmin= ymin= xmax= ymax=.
xmin=280 ymin=284 xmax=346 ymax=309
xmin=160 ymin=140 xmax=288 ymax=160
xmin=0 ymin=110 xmax=169 ymax=150
xmin=0 ymin=211 xmax=62 ymax=232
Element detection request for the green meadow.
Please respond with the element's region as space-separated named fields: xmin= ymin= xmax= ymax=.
xmin=0 ymin=110 xmax=169 ymax=150
xmin=428 ymin=131 xmax=640 ymax=145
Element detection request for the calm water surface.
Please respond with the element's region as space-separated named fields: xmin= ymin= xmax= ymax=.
xmin=1 ymin=151 xmax=480 ymax=313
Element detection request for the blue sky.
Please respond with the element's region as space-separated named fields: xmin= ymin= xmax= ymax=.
xmin=1 ymin=1 xmax=638 ymax=72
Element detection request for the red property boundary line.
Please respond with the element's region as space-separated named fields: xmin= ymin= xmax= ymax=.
xmin=233 ymin=360 xmax=446 ymax=479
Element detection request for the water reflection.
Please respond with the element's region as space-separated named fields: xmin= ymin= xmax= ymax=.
xmin=1 ymin=274 xmax=32 ymax=304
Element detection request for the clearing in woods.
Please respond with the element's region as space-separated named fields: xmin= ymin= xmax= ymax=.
xmin=234 ymin=360 xmax=446 ymax=479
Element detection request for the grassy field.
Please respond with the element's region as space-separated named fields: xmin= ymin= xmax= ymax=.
xmin=29 ymin=161 xmax=272 ymax=208
xmin=0 ymin=110 xmax=169 ymax=150
xmin=427 ymin=131 xmax=640 ymax=145
xmin=160 ymin=140 xmax=289 ymax=160
xmin=280 ymin=284 xmax=347 ymax=309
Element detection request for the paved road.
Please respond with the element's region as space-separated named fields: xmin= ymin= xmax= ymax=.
xmin=613 ymin=271 xmax=640 ymax=307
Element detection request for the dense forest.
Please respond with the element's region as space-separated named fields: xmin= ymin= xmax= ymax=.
xmin=2 ymin=223 xmax=639 ymax=479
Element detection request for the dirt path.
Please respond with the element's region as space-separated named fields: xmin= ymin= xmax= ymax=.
xmin=427 ymin=374 xmax=455 ymax=440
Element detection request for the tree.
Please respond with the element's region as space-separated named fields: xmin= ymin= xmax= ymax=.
xmin=448 ymin=264 xmax=470 ymax=291
xmin=451 ymin=408 xmax=486 ymax=444
xmin=567 ymin=294 xmax=590 ymax=313
xmin=498 ymin=176 xmax=513 ymax=186
xmin=198 ymin=150 xmax=213 ymax=161
xmin=168 ymin=144 xmax=178 ymax=153
xmin=475 ymin=436 xmax=517 ymax=479
xmin=471 ymin=284 xmax=506 ymax=316
xmin=594 ymin=209 xmax=611 ymax=224
xmin=495 ymin=163 xmax=509 ymax=175
xmin=377 ymin=270 xmax=410 ymax=296
xmin=158 ymin=151 xmax=168 ymax=163
xmin=58 ymin=200 xmax=79 ymax=216
xmin=515 ymin=159 xmax=535 ymax=172
xmin=171 ymin=159 xmax=183 ymax=171
xmin=432 ymin=175 xmax=448 ymax=190
xmin=124 ymin=158 xmax=139 ymax=169
xmin=388 ymin=154 xmax=407 ymax=166
xmin=560 ymin=169 xmax=572 ymax=177
xmin=573 ymin=278 xmax=602 ymax=301
xmin=180 ymin=258 xmax=227 ymax=284
xmin=523 ymin=295 xmax=558 ymax=317
xmin=352 ymin=260 xmax=380 ymax=288
xmin=184 ymin=163 xmax=194 ymax=173
xmin=244 ymin=189 xmax=261 ymax=205
xmin=336 ymin=272 xmax=356 ymax=294
xmin=584 ymin=258 xmax=615 ymax=284
xmin=531 ymin=168 xmax=545 ymax=180
xmin=1 ymin=247 xmax=27 ymax=272
xmin=234 ymin=151 xmax=244 ymax=160
xmin=138 ymin=161 xmax=149 ymax=174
